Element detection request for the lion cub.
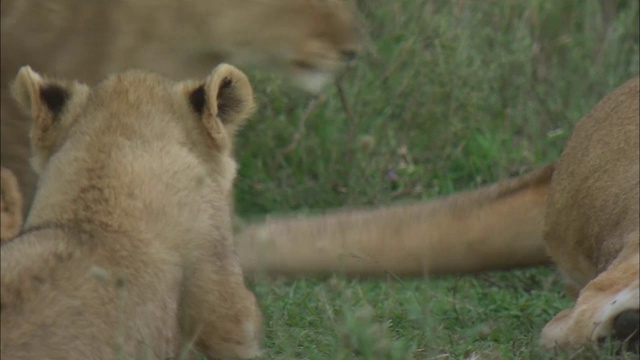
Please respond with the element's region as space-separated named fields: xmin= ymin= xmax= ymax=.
xmin=1 ymin=65 xmax=262 ymax=359
xmin=2 ymin=0 xmax=364 ymax=218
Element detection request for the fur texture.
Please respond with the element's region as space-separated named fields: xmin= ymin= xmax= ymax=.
xmin=539 ymin=77 xmax=639 ymax=349
xmin=1 ymin=65 xmax=263 ymax=359
xmin=0 ymin=167 xmax=23 ymax=242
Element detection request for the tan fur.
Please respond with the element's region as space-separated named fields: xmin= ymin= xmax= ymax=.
xmin=235 ymin=78 xmax=640 ymax=348
xmin=0 ymin=167 xmax=23 ymax=242
xmin=1 ymin=65 xmax=263 ymax=359
xmin=237 ymin=165 xmax=553 ymax=276
xmin=1 ymin=0 xmax=363 ymax=217
xmin=539 ymin=77 xmax=639 ymax=348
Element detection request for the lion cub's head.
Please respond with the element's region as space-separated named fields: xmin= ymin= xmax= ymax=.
xmin=10 ymin=64 xmax=254 ymax=215
xmin=192 ymin=0 xmax=365 ymax=93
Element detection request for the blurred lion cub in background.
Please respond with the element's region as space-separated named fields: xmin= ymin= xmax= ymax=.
xmin=1 ymin=0 xmax=364 ymax=218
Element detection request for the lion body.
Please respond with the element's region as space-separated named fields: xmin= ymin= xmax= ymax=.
xmin=1 ymin=65 xmax=263 ymax=359
xmin=544 ymin=78 xmax=639 ymax=285
xmin=539 ymin=77 xmax=639 ymax=348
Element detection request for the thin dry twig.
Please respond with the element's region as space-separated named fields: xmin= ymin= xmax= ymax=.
xmin=336 ymin=74 xmax=359 ymax=152
xmin=279 ymin=93 xmax=327 ymax=155
xmin=377 ymin=38 xmax=415 ymax=85
xmin=276 ymin=71 xmax=358 ymax=178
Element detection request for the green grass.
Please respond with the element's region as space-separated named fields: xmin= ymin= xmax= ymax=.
xmin=232 ymin=0 xmax=639 ymax=359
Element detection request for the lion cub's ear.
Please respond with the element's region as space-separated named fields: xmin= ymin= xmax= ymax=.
xmin=11 ymin=66 xmax=89 ymax=173
xmin=188 ymin=64 xmax=255 ymax=150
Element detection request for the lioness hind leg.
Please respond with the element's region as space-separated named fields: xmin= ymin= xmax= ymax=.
xmin=1 ymin=166 xmax=23 ymax=242
xmin=180 ymin=260 xmax=263 ymax=360
xmin=540 ymin=245 xmax=639 ymax=350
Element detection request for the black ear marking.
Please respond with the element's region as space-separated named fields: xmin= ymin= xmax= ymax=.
xmin=40 ymin=85 xmax=69 ymax=116
xmin=216 ymin=77 xmax=242 ymax=123
xmin=189 ymin=84 xmax=206 ymax=116
xmin=220 ymin=77 xmax=233 ymax=90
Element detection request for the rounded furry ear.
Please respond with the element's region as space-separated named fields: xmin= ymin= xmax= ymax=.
xmin=188 ymin=64 xmax=255 ymax=150
xmin=11 ymin=66 xmax=47 ymax=120
xmin=11 ymin=66 xmax=79 ymax=146
xmin=11 ymin=66 xmax=74 ymax=123
xmin=207 ymin=64 xmax=255 ymax=125
xmin=205 ymin=64 xmax=255 ymax=125
xmin=10 ymin=66 xmax=89 ymax=173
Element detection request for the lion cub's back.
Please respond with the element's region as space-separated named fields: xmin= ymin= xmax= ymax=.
xmin=1 ymin=228 xmax=183 ymax=359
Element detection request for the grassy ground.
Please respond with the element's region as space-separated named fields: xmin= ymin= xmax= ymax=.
xmin=232 ymin=1 xmax=639 ymax=359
